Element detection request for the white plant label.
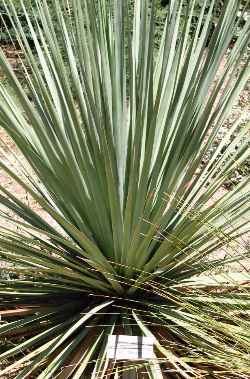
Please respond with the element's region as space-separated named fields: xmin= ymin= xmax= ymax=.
xmin=107 ymin=335 xmax=155 ymax=360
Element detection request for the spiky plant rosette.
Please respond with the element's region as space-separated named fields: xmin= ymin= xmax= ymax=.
xmin=0 ymin=0 xmax=249 ymax=377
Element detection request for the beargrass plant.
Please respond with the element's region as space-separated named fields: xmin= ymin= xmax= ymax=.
xmin=0 ymin=0 xmax=250 ymax=377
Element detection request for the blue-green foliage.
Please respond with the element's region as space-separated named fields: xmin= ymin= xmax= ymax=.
xmin=0 ymin=1 xmax=55 ymax=44
xmin=0 ymin=0 xmax=248 ymax=45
